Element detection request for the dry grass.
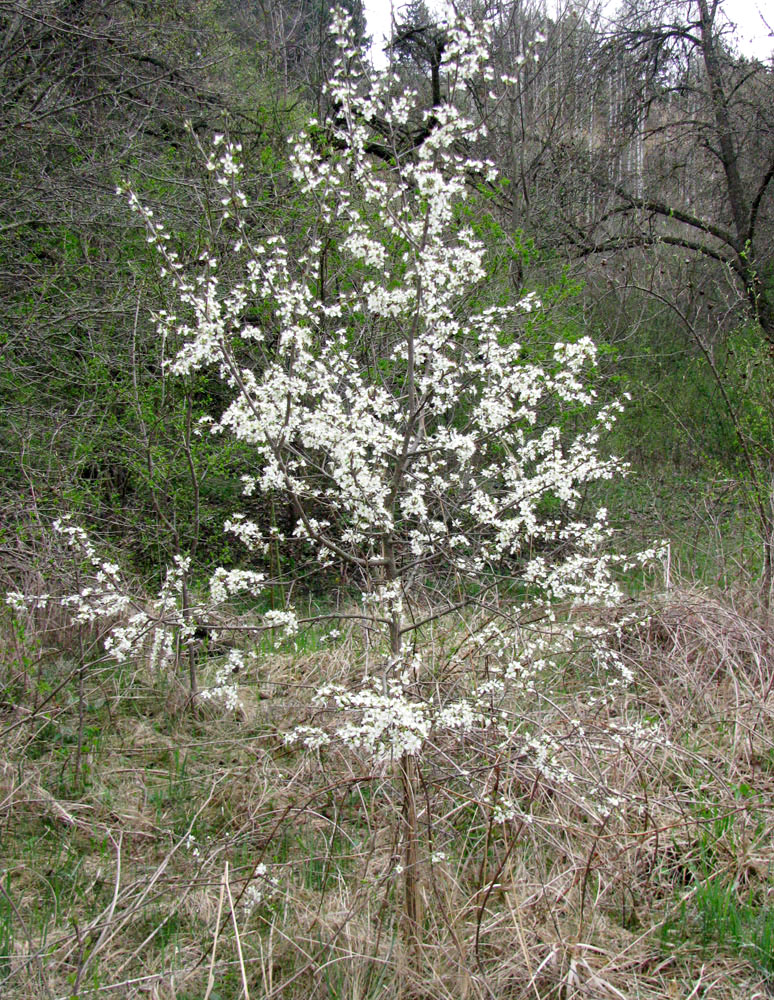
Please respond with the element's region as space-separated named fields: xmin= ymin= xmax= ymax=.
xmin=2 ymin=582 xmax=774 ymax=999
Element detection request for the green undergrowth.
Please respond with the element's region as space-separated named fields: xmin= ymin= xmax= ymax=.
xmin=660 ymin=797 xmax=774 ymax=979
xmin=592 ymin=467 xmax=763 ymax=594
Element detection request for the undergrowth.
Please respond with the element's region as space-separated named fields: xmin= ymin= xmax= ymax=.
xmin=2 ymin=580 xmax=774 ymax=999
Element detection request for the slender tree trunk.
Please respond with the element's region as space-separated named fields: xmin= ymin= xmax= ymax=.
xmin=181 ymin=576 xmax=198 ymax=701
xmin=696 ymin=0 xmax=747 ymax=243
xmin=762 ymin=530 xmax=772 ymax=612
xmin=400 ymin=752 xmax=423 ymax=964
xmin=384 ymin=538 xmax=423 ymax=965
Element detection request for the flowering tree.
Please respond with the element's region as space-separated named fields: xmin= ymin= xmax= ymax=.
xmin=114 ymin=7 xmax=649 ymax=955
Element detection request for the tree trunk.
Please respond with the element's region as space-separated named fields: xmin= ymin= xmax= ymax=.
xmin=384 ymin=538 xmax=423 ymax=965
xmin=400 ymin=752 xmax=423 ymax=965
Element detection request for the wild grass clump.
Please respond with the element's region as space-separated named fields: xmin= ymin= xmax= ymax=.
xmin=2 ymin=574 xmax=774 ymax=999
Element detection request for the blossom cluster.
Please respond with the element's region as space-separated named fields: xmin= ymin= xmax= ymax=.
xmin=7 ymin=516 xmax=131 ymax=626
xmin=242 ymin=863 xmax=282 ymax=915
xmin=5 ymin=518 xmax=289 ymax=686
xmin=286 ymin=677 xmax=432 ymax=758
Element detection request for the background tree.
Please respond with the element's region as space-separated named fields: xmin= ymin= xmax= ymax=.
xmin=591 ymin=0 xmax=774 ymax=338
xmin=0 ymin=1 xmax=220 ymax=555
xmin=218 ymin=0 xmax=367 ymax=106
xmin=478 ymin=1 xmax=773 ymax=338
xmin=0 ymin=0 xmax=356 ymax=581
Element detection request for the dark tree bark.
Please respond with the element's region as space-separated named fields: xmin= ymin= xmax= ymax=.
xmin=584 ymin=0 xmax=774 ymax=339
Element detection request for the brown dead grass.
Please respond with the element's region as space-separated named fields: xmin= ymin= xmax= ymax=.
xmin=2 ymin=584 xmax=774 ymax=998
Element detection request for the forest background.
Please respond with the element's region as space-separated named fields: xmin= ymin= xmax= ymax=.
xmin=2 ymin=1 xmax=774 ymax=998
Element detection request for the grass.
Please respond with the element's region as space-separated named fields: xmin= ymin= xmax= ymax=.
xmin=656 ymin=791 xmax=774 ymax=979
xmin=2 ymin=569 xmax=774 ymax=998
